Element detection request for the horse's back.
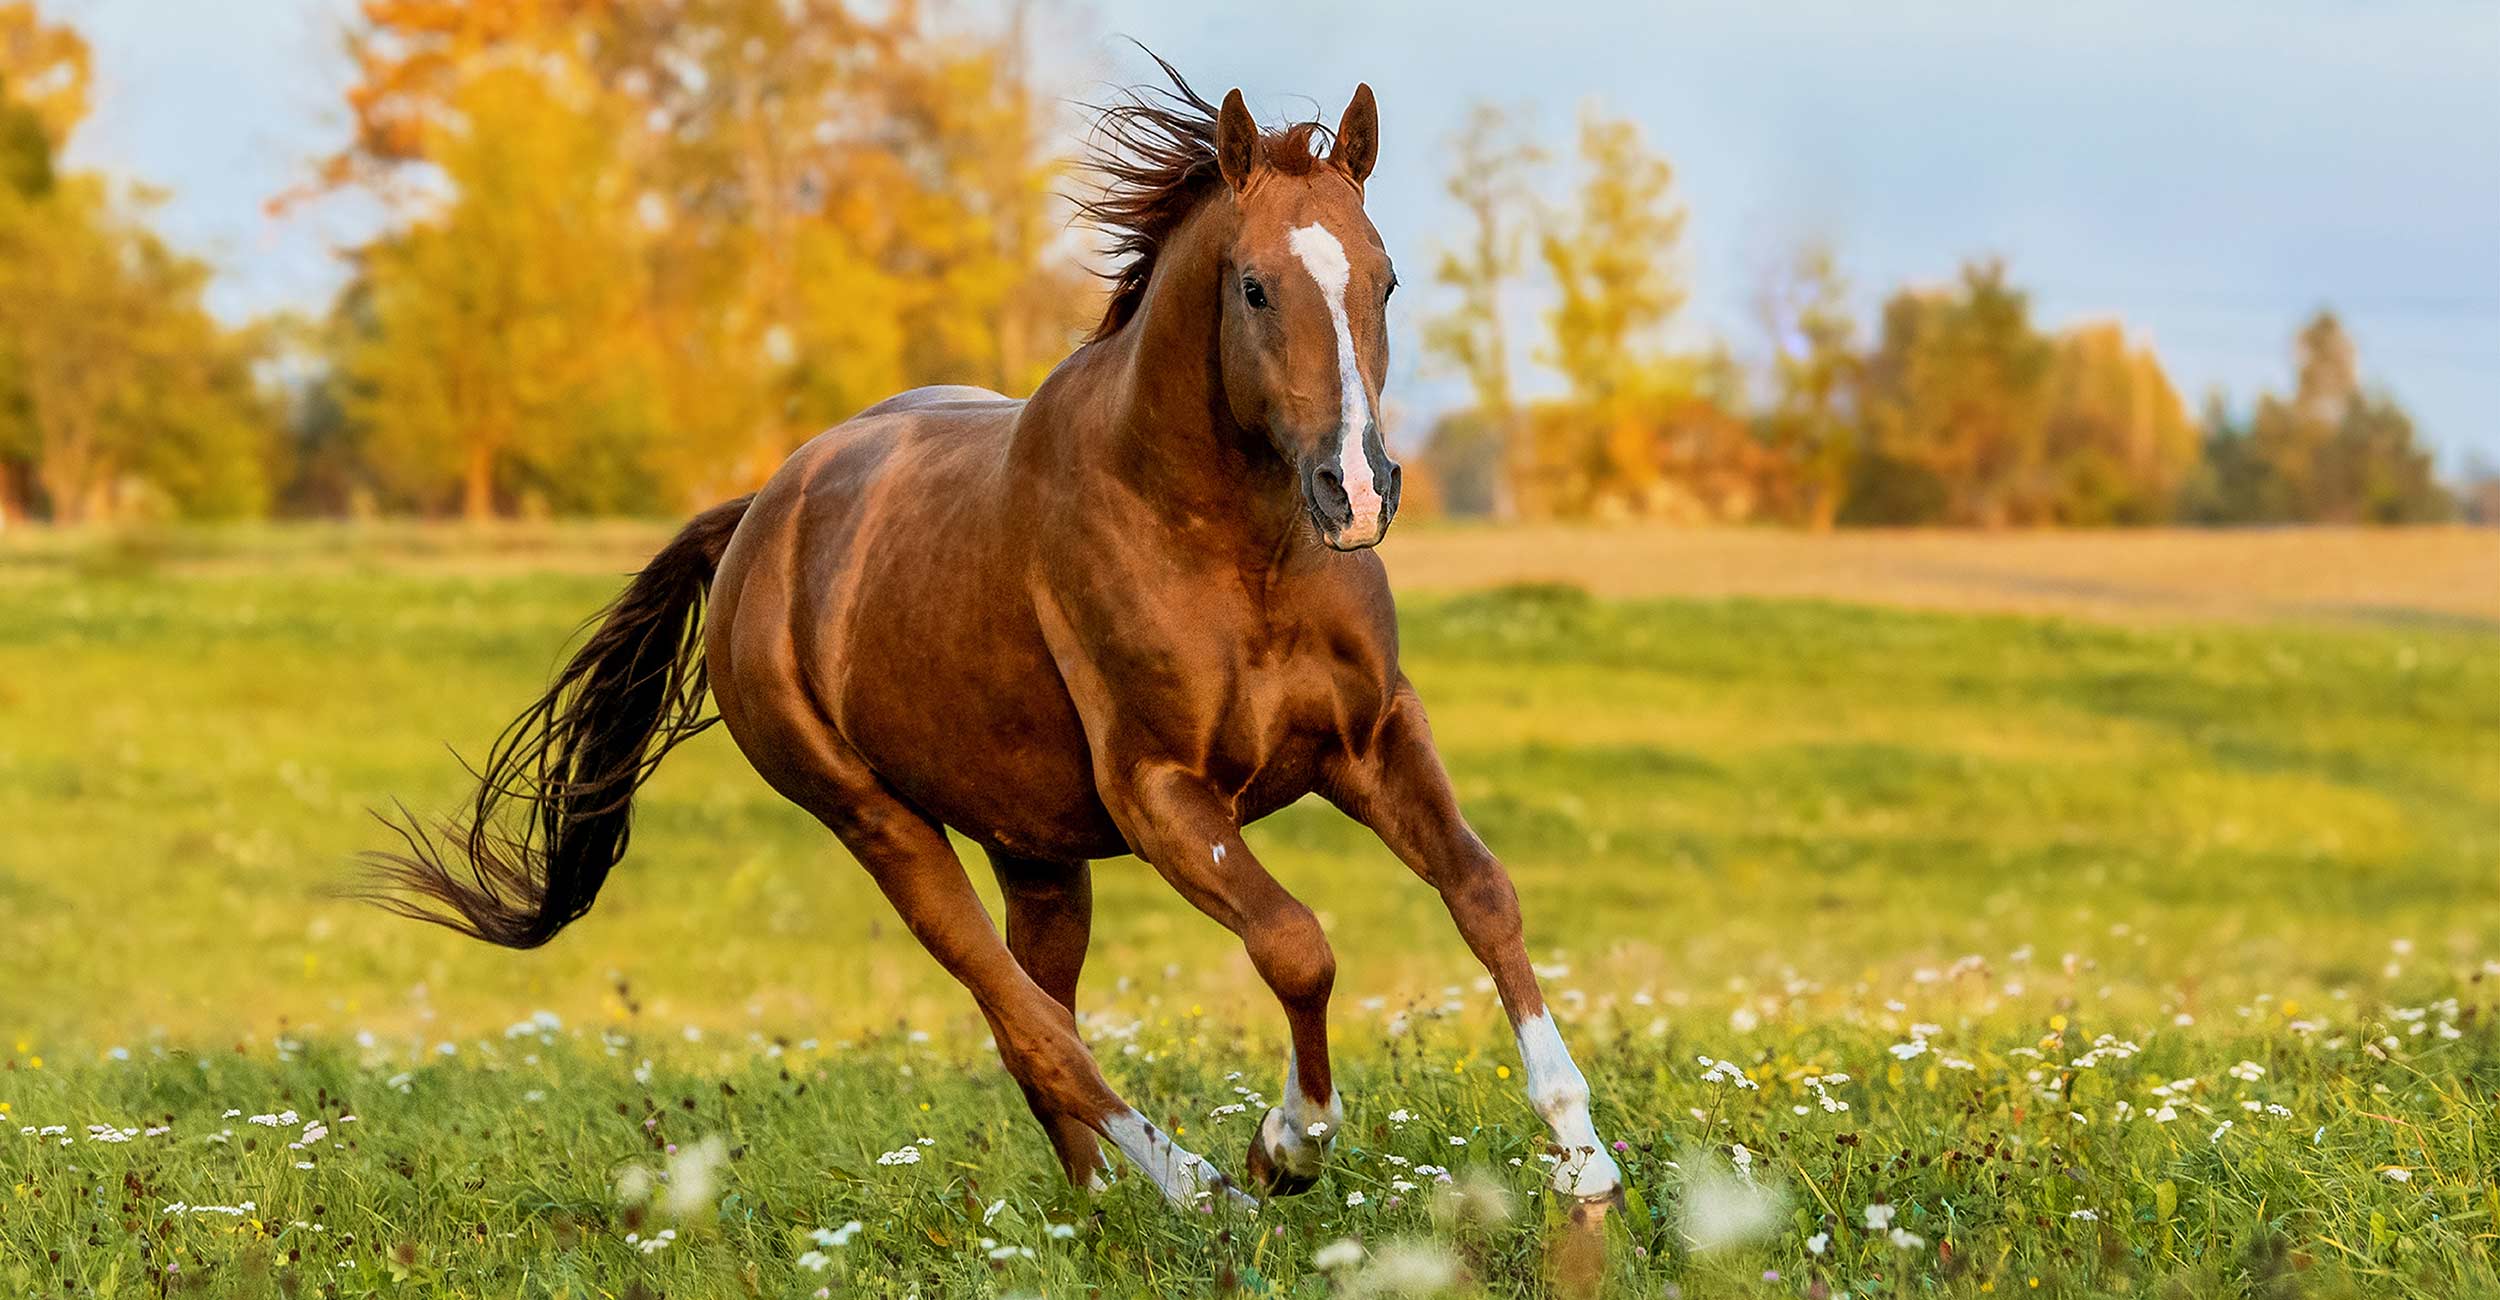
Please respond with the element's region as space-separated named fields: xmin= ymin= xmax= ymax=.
xmin=852 ymin=384 xmax=1020 ymax=420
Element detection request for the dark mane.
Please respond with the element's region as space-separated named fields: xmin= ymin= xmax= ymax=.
xmin=1076 ymin=52 xmax=1332 ymax=343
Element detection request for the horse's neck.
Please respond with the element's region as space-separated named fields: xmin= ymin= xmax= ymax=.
xmin=1043 ymin=202 xmax=1301 ymax=557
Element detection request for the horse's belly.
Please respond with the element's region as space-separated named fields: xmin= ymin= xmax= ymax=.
xmin=830 ymin=592 xmax=1125 ymax=862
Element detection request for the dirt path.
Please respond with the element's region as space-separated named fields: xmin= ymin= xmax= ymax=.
xmin=7 ymin=521 xmax=2494 ymax=628
xmin=1384 ymin=525 xmax=2500 ymax=627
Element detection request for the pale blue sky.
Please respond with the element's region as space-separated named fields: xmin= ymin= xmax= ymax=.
xmin=52 ymin=0 xmax=2500 ymax=464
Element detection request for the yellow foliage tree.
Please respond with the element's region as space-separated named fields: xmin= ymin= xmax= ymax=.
xmin=347 ymin=58 xmax=663 ymax=518
xmin=2039 ymin=321 xmax=2197 ymax=524
xmin=325 ymin=0 xmax=1086 ymax=515
xmin=1525 ymin=107 xmax=1695 ymax=518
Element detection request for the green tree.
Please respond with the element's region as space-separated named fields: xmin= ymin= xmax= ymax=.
xmin=1853 ymin=260 xmax=2054 ymax=526
xmin=0 ymin=6 xmax=268 ymax=524
xmin=2193 ymin=311 xmax=2450 ymax=524
xmin=1754 ymin=243 xmax=1861 ymax=529
xmin=1420 ymin=102 xmax=1542 ymax=519
xmin=0 ymin=177 xmax=271 ymax=521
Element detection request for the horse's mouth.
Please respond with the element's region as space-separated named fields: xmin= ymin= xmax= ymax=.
xmin=1316 ymin=513 xmax=1388 ymax=551
xmin=1302 ymin=460 xmax=1400 ymax=551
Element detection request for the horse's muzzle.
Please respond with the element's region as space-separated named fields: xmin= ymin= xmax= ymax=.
xmin=1301 ymin=456 xmax=1402 ymax=551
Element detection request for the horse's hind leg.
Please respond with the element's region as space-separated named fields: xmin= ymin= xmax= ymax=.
xmin=817 ymin=789 xmax=1248 ymax=1206
xmin=987 ymin=851 xmax=1111 ymax=1188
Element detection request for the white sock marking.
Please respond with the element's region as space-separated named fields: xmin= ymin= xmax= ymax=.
xmin=1287 ymin=222 xmax=1382 ymax=542
xmin=1515 ymin=1011 xmax=1623 ymax=1198
xmin=1259 ymin=1047 xmax=1343 ymax=1179
xmin=1101 ymin=1109 xmax=1253 ymax=1207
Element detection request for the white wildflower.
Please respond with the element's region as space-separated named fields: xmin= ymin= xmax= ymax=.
xmin=662 ymin=1135 xmax=728 ymax=1219
xmin=1356 ymin=1240 xmax=1462 ymax=1294
xmin=1697 ymin=1056 xmax=1758 ymax=1089
xmin=1682 ymin=1153 xmax=1786 ymax=1251
xmin=1313 ymin=1238 xmax=1366 ymax=1271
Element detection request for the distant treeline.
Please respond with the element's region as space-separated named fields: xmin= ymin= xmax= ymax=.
xmin=0 ymin=3 xmax=2489 ymax=528
xmin=1414 ymin=105 xmax=2478 ymax=529
xmin=1 ymin=0 xmax=1083 ymax=525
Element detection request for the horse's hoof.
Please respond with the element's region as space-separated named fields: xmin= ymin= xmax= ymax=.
xmin=1566 ymin=1184 xmax=1628 ymax=1232
xmin=1245 ymin=1129 xmax=1320 ymax=1197
xmin=1245 ymin=1106 xmax=1324 ymax=1198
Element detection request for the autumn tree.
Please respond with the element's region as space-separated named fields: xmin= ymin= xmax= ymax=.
xmin=344 ymin=59 xmax=664 ymax=518
xmin=1521 ymin=106 xmax=1695 ymax=517
xmin=1539 ymin=108 xmax=1687 ymax=408
xmin=322 ymin=0 xmax=1087 ymax=515
xmin=2037 ymin=321 xmax=2196 ymax=524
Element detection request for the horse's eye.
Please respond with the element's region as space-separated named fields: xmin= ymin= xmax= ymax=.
xmin=1385 ymin=273 xmax=1398 ymax=302
xmin=1241 ymin=277 xmax=1269 ymax=310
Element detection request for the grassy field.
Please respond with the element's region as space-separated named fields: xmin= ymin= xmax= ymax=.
xmin=3 ymin=527 xmax=2499 ymax=1297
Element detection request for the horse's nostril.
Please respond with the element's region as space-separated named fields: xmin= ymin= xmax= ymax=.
xmin=1312 ymin=465 xmax=1344 ymax=496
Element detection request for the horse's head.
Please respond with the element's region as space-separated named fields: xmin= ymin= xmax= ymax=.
xmin=1212 ymin=85 xmax=1399 ymax=551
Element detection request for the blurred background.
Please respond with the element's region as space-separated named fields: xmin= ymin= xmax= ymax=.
xmin=3 ymin=0 xmax=2498 ymax=1044
xmin=0 ymin=0 xmax=2494 ymax=531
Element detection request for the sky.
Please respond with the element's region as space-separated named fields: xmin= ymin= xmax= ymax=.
xmin=51 ymin=0 xmax=2500 ymax=466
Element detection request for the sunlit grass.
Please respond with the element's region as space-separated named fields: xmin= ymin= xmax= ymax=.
xmin=4 ymin=550 xmax=2499 ymax=1295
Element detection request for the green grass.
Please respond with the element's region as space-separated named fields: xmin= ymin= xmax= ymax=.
xmin=3 ymin=557 xmax=2499 ymax=1296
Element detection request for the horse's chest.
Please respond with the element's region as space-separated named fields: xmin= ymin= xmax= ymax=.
xmin=1199 ymin=640 xmax=1386 ymax=800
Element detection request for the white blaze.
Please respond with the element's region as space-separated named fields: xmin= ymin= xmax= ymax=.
xmin=1515 ymin=1011 xmax=1623 ymax=1198
xmin=1286 ymin=222 xmax=1382 ymax=540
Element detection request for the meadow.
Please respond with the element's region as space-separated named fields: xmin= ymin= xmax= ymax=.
xmin=3 ymin=525 xmax=2498 ymax=1298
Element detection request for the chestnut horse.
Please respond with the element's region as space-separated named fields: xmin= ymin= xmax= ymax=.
xmin=368 ymin=63 xmax=1623 ymax=1217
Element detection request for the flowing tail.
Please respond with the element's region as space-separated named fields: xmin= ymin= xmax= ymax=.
xmin=358 ymin=495 xmax=755 ymax=948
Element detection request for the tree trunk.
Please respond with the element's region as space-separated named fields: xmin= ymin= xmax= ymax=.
xmin=462 ymin=438 xmax=494 ymax=521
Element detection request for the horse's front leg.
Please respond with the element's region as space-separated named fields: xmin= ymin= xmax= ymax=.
xmin=1329 ymin=684 xmax=1626 ymax=1218
xmin=1102 ymin=763 xmax=1344 ymax=1197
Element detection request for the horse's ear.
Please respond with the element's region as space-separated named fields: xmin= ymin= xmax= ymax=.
xmin=1216 ymin=89 xmax=1262 ymax=192
xmin=1330 ymin=83 xmax=1379 ymax=186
